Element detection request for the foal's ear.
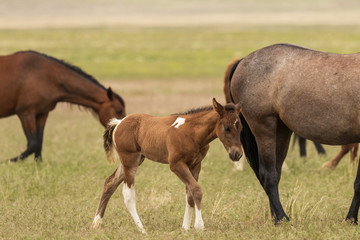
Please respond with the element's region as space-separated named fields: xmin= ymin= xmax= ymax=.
xmin=212 ymin=98 xmax=225 ymax=116
xmin=107 ymin=87 xmax=114 ymax=100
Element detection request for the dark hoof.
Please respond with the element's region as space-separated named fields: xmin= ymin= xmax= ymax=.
xmin=274 ymin=216 xmax=290 ymax=225
xmin=345 ymin=217 xmax=358 ymax=225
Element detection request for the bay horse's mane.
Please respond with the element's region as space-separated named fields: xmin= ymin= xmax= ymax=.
xmin=173 ymin=103 xmax=236 ymax=116
xmin=15 ymin=50 xmax=125 ymax=106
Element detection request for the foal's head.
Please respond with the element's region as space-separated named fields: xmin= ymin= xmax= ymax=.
xmin=98 ymin=88 xmax=126 ymax=126
xmin=212 ymin=98 xmax=243 ymax=161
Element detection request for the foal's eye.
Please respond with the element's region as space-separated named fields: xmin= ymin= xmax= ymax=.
xmin=224 ymin=126 xmax=231 ymax=132
xmin=116 ymin=110 xmax=122 ymax=115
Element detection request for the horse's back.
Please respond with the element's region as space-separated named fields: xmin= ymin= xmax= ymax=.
xmin=231 ymin=44 xmax=360 ymax=144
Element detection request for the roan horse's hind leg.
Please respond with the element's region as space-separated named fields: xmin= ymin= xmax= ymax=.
xmin=92 ymin=166 xmax=125 ymax=228
xmin=10 ymin=112 xmax=48 ymax=162
xmin=346 ymin=159 xmax=360 ymax=223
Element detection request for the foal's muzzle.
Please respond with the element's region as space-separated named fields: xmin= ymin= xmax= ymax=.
xmin=228 ymin=147 xmax=243 ymax=161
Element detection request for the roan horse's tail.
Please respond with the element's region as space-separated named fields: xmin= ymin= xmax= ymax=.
xmin=103 ymin=118 xmax=121 ymax=163
xmin=224 ymin=58 xmax=261 ymax=181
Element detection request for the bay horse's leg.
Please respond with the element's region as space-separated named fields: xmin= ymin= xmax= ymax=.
xmin=121 ymin=153 xmax=146 ymax=233
xmin=346 ymin=159 xmax=360 ymax=223
xmin=321 ymin=145 xmax=350 ymax=170
xmin=253 ymin=117 xmax=289 ymax=223
xmin=33 ymin=112 xmax=49 ymax=161
xmin=11 ymin=113 xmax=38 ymax=162
xmin=170 ymin=160 xmax=204 ymax=230
xmin=92 ymin=165 xmax=125 ymax=229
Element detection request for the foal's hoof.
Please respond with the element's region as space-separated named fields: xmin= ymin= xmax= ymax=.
xmin=92 ymin=215 xmax=102 ymax=229
xmin=194 ymin=222 xmax=205 ymax=231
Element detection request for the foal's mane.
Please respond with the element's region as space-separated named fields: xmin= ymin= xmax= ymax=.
xmin=173 ymin=103 xmax=236 ymax=116
xmin=173 ymin=106 xmax=213 ymax=116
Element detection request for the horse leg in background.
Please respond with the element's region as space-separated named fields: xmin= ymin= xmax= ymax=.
xmin=254 ymin=117 xmax=289 ymax=222
xmin=313 ymin=142 xmax=326 ymax=155
xmin=121 ymin=153 xmax=146 ymax=233
xmin=346 ymin=158 xmax=360 ymax=223
xmin=170 ymin=160 xmax=204 ymax=230
xmin=92 ymin=166 xmax=125 ymax=228
xmin=298 ymin=136 xmax=307 ymax=157
xmin=321 ymin=145 xmax=350 ymax=170
xmin=350 ymin=144 xmax=359 ymax=164
xmin=10 ymin=112 xmax=48 ymax=162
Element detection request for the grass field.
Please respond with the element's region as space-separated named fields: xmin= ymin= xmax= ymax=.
xmin=1 ymin=25 xmax=360 ymax=239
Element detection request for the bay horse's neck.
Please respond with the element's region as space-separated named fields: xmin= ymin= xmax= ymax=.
xmin=57 ymin=73 xmax=108 ymax=113
xmin=186 ymin=110 xmax=219 ymax=146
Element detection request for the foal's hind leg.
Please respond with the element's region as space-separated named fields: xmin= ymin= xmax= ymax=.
xmin=121 ymin=153 xmax=146 ymax=233
xmin=92 ymin=165 xmax=125 ymax=228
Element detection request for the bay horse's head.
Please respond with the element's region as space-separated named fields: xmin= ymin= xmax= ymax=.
xmin=98 ymin=88 xmax=126 ymax=126
xmin=212 ymin=98 xmax=243 ymax=161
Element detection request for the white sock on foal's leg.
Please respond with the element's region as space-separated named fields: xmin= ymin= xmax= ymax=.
xmin=182 ymin=196 xmax=194 ymax=230
xmin=92 ymin=214 xmax=102 ymax=229
xmin=122 ymin=184 xmax=146 ymax=234
xmin=194 ymin=204 xmax=204 ymax=230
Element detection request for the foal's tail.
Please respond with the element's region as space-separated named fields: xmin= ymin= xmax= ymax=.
xmin=103 ymin=118 xmax=121 ymax=163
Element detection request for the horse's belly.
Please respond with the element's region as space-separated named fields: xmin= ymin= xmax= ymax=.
xmin=280 ymin=108 xmax=360 ymax=145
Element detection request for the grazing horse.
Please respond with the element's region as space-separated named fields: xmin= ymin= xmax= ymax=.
xmin=228 ymin=43 xmax=360 ymax=223
xmin=92 ymin=98 xmax=243 ymax=233
xmin=0 ymin=51 xmax=125 ymax=162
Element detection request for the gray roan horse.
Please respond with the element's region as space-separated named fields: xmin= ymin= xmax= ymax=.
xmin=228 ymin=43 xmax=360 ymax=223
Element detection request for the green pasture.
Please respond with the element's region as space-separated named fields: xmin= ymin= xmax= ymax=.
xmin=1 ymin=26 xmax=360 ymax=239
xmin=1 ymin=25 xmax=360 ymax=80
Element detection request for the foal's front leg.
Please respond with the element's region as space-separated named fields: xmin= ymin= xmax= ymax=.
xmin=170 ymin=161 xmax=204 ymax=230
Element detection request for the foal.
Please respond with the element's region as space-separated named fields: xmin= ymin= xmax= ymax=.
xmin=92 ymin=98 xmax=243 ymax=233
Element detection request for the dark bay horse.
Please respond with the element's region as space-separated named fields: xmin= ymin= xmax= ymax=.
xmin=92 ymin=99 xmax=243 ymax=232
xmin=228 ymin=44 xmax=360 ymax=223
xmin=0 ymin=51 xmax=126 ymax=162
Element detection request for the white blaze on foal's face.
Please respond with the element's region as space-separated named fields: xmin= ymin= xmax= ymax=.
xmin=171 ymin=117 xmax=185 ymax=128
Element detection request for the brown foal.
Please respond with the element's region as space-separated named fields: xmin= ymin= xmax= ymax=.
xmin=92 ymin=98 xmax=243 ymax=233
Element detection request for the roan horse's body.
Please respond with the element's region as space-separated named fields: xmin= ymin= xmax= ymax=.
xmin=228 ymin=44 xmax=360 ymax=223
xmin=0 ymin=51 xmax=125 ymax=161
xmin=92 ymin=99 xmax=243 ymax=233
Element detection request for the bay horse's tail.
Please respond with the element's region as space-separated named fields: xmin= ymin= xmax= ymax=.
xmin=224 ymin=58 xmax=261 ymax=181
xmin=103 ymin=118 xmax=121 ymax=163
